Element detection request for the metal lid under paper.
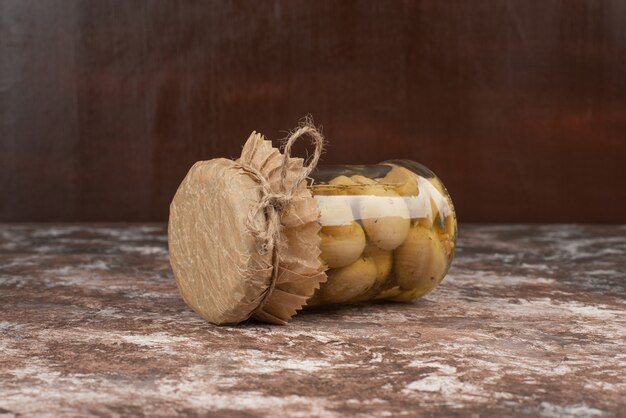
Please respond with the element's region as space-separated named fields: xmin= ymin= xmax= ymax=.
xmin=168 ymin=128 xmax=327 ymax=325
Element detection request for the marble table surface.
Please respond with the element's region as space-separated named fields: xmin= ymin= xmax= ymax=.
xmin=0 ymin=224 xmax=624 ymax=417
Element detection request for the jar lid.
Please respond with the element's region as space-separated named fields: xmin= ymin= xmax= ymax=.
xmin=168 ymin=128 xmax=327 ymax=325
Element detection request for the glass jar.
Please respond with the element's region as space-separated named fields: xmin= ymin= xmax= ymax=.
xmin=306 ymin=160 xmax=456 ymax=307
xmin=168 ymin=131 xmax=458 ymax=325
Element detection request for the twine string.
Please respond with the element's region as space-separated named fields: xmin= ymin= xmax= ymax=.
xmin=239 ymin=122 xmax=324 ymax=314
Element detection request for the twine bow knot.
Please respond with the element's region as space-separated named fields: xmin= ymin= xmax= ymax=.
xmin=265 ymin=193 xmax=289 ymax=213
xmin=237 ymin=121 xmax=325 ymax=313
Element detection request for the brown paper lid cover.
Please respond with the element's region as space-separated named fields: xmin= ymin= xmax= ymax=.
xmin=168 ymin=132 xmax=327 ymax=325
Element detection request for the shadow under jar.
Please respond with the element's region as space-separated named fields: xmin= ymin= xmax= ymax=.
xmin=307 ymin=161 xmax=457 ymax=306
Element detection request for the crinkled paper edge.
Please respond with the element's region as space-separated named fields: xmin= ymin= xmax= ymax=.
xmin=237 ymin=132 xmax=327 ymax=324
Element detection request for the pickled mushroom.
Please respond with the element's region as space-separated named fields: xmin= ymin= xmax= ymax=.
xmin=380 ymin=165 xmax=419 ymax=196
xmin=359 ymin=193 xmax=410 ymax=251
xmin=319 ymin=222 xmax=366 ymax=268
xmin=319 ymin=258 xmax=378 ymax=304
xmin=394 ymin=224 xmax=448 ymax=292
xmin=363 ymin=243 xmax=392 ymax=283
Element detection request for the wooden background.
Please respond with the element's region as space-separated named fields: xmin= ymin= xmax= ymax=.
xmin=1 ymin=0 xmax=625 ymax=222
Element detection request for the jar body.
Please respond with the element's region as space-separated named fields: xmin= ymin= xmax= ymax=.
xmin=307 ymin=161 xmax=456 ymax=306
